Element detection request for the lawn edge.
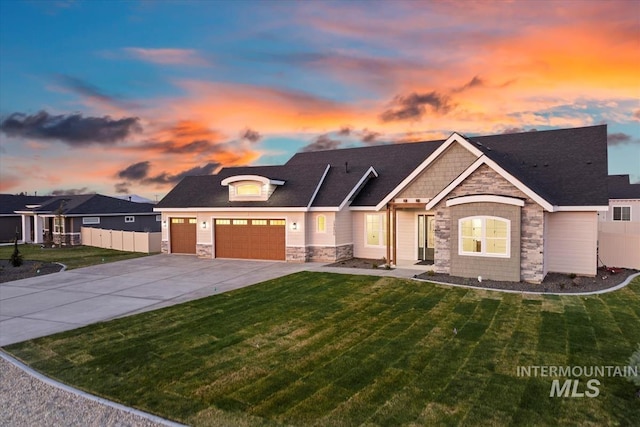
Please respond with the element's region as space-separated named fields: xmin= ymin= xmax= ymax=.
xmin=0 ymin=350 xmax=186 ymax=427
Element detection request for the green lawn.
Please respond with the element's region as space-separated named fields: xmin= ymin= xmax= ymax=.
xmin=0 ymin=244 xmax=151 ymax=270
xmin=5 ymin=272 xmax=640 ymax=426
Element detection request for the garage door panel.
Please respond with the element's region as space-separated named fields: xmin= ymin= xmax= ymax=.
xmin=170 ymin=218 xmax=196 ymax=254
xmin=215 ymin=219 xmax=285 ymax=260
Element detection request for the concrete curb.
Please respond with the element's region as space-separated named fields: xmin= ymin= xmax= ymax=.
xmin=411 ymin=272 xmax=640 ymax=296
xmin=0 ymin=350 xmax=186 ymax=427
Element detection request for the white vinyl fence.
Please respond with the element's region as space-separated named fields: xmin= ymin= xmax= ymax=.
xmin=81 ymin=227 xmax=161 ymax=253
xmin=598 ymin=222 xmax=640 ymax=269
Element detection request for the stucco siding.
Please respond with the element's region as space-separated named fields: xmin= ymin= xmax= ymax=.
xmin=398 ymin=142 xmax=477 ymax=200
xmin=334 ymin=208 xmax=353 ymax=246
xmin=352 ymin=211 xmax=386 ymax=259
xmin=449 ymin=202 xmax=521 ymax=282
xmin=546 ymin=212 xmax=598 ymax=276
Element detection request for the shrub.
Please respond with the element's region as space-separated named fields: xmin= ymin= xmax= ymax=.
xmin=10 ymin=239 xmax=23 ymax=267
xmin=426 ymin=270 xmax=436 ymax=276
xmin=568 ymin=273 xmax=577 ymax=279
xmin=628 ymin=344 xmax=640 ymax=388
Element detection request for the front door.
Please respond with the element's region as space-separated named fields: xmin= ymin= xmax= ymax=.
xmin=418 ymin=214 xmax=435 ymax=262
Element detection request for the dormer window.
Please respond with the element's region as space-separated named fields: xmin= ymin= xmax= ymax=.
xmin=236 ymin=183 xmax=262 ymax=196
xmin=221 ymin=175 xmax=285 ymax=202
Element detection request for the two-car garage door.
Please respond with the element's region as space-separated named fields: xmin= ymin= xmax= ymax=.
xmin=214 ymin=219 xmax=285 ymax=261
xmin=170 ymin=217 xmax=285 ymax=260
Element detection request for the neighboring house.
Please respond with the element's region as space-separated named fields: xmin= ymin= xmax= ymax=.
xmin=13 ymin=194 xmax=161 ymax=245
xmin=155 ymin=125 xmax=609 ymax=283
xmin=597 ymin=174 xmax=640 ymax=269
xmin=0 ymin=194 xmax=50 ymax=242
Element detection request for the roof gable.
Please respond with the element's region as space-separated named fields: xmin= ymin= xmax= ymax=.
xmin=608 ymin=175 xmax=640 ymax=199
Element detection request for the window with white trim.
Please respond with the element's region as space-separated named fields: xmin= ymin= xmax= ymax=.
xmin=459 ymin=216 xmax=510 ymax=257
xmin=613 ymin=206 xmax=631 ymax=221
xmin=83 ymin=217 xmax=100 ymax=225
xmin=236 ymin=183 xmax=262 ymax=196
xmin=54 ymin=217 xmax=64 ymax=234
xmin=316 ymin=215 xmax=326 ymax=233
xmin=125 ymin=216 xmax=135 ymax=223
xmin=365 ymin=213 xmax=387 ymax=246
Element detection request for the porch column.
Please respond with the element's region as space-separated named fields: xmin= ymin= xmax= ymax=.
xmin=33 ymin=215 xmax=44 ymax=244
xmin=21 ymin=215 xmax=32 ymax=243
xmin=392 ymin=205 xmax=397 ymax=266
xmin=386 ymin=204 xmax=391 ymax=266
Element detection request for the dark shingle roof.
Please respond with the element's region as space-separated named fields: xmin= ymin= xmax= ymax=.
xmin=0 ymin=194 xmax=50 ymax=215
xmin=471 ymin=125 xmax=609 ymax=206
xmin=287 ymin=140 xmax=444 ymax=206
xmin=608 ymin=175 xmax=640 ymax=199
xmin=157 ymin=125 xmax=609 ymax=210
xmin=15 ymin=194 xmax=156 ymax=215
xmin=157 ymin=164 xmax=330 ymax=208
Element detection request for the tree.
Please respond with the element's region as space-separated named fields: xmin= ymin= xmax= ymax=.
xmin=10 ymin=236 xmax=23 ymax=267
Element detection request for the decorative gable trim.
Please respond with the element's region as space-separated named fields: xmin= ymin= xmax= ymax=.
xmin=220 ymin=175 xmax=285 ymax=186
xmin=339 ymin=166 xmax=379 ymax=210
xmin=307 ymin=164 xmax=331 ymax=208
xmin=375 ymin=132 xmax=482 ymax=210
xmin=425 ymin=156 xmax=555 ymax=212
xmin=446 ymin=195 xmax=525 ymax=207
xmin=221 ymin=174 xmax=285 ymax=202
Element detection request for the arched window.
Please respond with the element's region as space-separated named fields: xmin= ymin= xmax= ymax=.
xmin=459 ymin=216 xmax=510 ymax=257
xmin=316 ymin=215 xmax=326 ymax=233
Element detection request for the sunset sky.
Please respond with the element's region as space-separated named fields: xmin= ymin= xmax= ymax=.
xmin=1 ymin=0 xmax=638 ymax=201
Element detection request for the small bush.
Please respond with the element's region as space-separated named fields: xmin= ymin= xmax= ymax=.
xmin=628 ymin=344 xmax=640 ymax=387
xmin=426 ymin=270 xmax=436 ymax=276
xmin=568 ymin=273 xmax=577 ymax=279
xmin=10 ymin=239 xmax=23 ymax=267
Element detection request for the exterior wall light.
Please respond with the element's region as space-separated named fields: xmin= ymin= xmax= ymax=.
xmin=201 ymin=221 xmax=208 ymax=229
xmin=162 ymin=220 xmax=168 ymax=228
xmin=291 ymin=222 xmax=298 ymax=231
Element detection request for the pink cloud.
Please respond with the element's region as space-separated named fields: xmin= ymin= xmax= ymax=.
xmin=123 ymin=47 xmax=210 ymax=66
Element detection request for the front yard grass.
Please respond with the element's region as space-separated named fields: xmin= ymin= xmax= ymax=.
xmin=4 ymin=272 xmax=640 ymax=426
xmin=0 ymin=244 xmax=151 ymax=270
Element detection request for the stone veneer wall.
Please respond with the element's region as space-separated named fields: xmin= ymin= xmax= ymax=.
xmin=308 ymin=244 xmax=353 ymax=262
xmin=197 ymin=243 xmax=213 ymax=258
xmin=433 ymin=164 xmax=545 ymax=283
xmin=161 ymin=240 xmax=169 ymax=254
xmin=286 ymin=246 xmax=308 ymax=262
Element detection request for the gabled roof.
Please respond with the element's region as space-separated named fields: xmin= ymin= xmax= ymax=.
xmin=156 ymin=125 xmax=610 ymax=211
xmin=608 ymin=174 xmax=640 ymax=199
xmin=469 ymin=125 xmax=609 ymax=207
xmin=287 ymin=140 xmax=445 ymax=207
xmin=14 ymin=194 xmax=156 ymax=215
xmin=0 ymin=194 xmax=50 ymax=215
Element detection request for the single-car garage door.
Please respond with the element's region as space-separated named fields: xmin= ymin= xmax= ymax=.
xmin=215 ymin=219 xmax=285 ymax=260
xmin=170 ymin=218 xmax=197 ymax=254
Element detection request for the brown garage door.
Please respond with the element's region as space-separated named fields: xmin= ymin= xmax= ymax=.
xmin=215 ymin=219 xmax=285 ymax=260
xmin=170 ymin=218 xmax=197 ymax=254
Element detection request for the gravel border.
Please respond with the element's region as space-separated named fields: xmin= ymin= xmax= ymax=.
xmin=0 ymin=351 xmax=185 ymax=427
xmin=413 ymin=272 xmax=640 ymax=296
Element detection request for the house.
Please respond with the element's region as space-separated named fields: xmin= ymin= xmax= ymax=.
xmin=597 ymin=175 xmax=640 ymax=269
xmin=155 ymin=125 xmax=610 ymax=283
xmin=12 ymin=194 xmax=161 ymax=245
xmin=0 ymin=194 xmax=50 ymax=242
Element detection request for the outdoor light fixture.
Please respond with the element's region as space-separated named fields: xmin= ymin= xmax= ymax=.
xmin=162 ymin=220 xmax=167 ymax=228
xmin=201 ymin=221 xmax=208 ymax=229
xmin=291 ymin=222 xmax=298 ymax=231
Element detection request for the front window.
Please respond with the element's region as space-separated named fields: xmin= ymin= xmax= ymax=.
xmin=459 ymin=216 xmax=510 ymax=257
xmin=316 ymin=215 xmax=326 ymax=233
xmin=54 ymin=217 xmax=64 ymax=234
xmin=365 ymin=213 xmax=387 ymax=246
xmin=613 ymin=206 xmax=631 ymax=221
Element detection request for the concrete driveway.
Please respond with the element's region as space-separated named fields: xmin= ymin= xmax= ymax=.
xmin=0 ymin=254 xmax=323 ymax=346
